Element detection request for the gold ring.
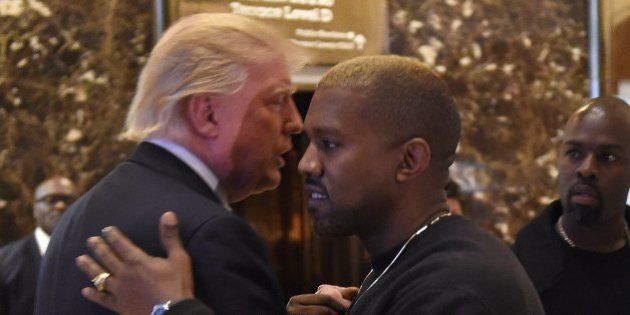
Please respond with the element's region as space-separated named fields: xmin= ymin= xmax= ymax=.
xmin=91 ymin=272 xmax=111 ymax=292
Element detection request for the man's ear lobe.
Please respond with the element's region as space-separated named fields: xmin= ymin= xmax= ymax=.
xmin=396 ymin=138 xmax=431 ymax=182
xmin=184 ymin=93 xmax=219 ymax=139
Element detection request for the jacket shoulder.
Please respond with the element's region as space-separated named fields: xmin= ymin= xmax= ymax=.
xmin=0 ymin=235 xmax=36 ymax=279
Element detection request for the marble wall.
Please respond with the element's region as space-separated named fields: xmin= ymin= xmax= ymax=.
xmin=389 ymin=0 xmax=589 ymax=242
xmin=0 ymin=0 xmax=588 ymax=290
xmin=0 ymin=0 xmax=151 ymax=243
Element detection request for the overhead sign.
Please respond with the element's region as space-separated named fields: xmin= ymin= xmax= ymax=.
xmin=165 ymin=0 xmax=388 ymax=66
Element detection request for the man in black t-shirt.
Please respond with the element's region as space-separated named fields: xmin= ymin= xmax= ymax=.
xmin=513 ymin=96 xmax=630 ymax=314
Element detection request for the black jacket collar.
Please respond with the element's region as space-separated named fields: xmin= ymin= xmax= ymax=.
xmin=127 ymin=142 xmax=221 ymax=205
xmin=514 ymin=200 xmax=630 ymax=292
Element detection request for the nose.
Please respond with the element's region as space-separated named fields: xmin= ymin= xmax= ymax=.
xmin=298 ymin=144 xmax=321 ymax=176
xmin=52 ymin=200 xmax=68 ymax=212
xmin=577 ymin=153 xmax=598 ymax=180
xmin=284 ymin=99 xmax=304 ymax=135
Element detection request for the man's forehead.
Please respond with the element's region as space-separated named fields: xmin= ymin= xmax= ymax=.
xmin=303 ymin=107 xmax=338 ymax=134
xmin=35 ymin=178 xmax=75 ymax=198
xmin=244 ymin=57 xmax=292 ymax=94
xmin=304 ymin=90 xmax=346 ymax=129
xmin=263 ymin=78 xmax=295 ymax=92
xmin=561 ymin=127 xmax=629 ymax=151
xmin=564 ymin=106 xmax=628 ymax=138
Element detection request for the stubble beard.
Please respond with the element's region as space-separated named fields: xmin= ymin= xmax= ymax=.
xmin=565 ymin=199 xmax=603 ymax=225
xmin=310 ymin=205 xmax=361 ymax=237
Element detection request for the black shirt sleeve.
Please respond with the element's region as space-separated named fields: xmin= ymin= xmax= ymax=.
xmin=166 ymin=299 xmax=215 ymax=315
xmin=391 ymin=286 xmax=491 ymax=314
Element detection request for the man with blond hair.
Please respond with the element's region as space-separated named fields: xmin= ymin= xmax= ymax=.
xmin=35 ymin=13 xmax=305 ymax=315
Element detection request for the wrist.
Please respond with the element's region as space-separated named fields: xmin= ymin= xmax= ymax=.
xmin=151 ymin=297 xmax=195 ymax=315
xmin=150 ymin=300 xmax=172 ymax=315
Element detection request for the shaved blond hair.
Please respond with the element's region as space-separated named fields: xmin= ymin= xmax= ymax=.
xmin=122 ymin=13 xmax=307 ymax=141
xmin=318 ymin=55 xmax=461 ymax=170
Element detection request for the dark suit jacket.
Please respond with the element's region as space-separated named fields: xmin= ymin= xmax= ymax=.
xmin=0 ymin=234 xmax=41 ymax=315
xmin=35 ymin=142 xmax=285 ymax=315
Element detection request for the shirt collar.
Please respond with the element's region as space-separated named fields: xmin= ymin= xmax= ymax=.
xmin=34 ymin=226 xmax=50 ymax=256
xmin=146 ymin=138 xmax=232 ymax=211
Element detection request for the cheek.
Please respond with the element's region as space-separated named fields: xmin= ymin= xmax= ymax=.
xmin=240 ymin=121 xmax=281 ymax=152
xmin=326 ymin=166 xmax=363 ymax=201
xmin=603 ymin=170 xmax=630 ymax=193
xmin=33 ymin=206 xmax=46 ymax=218
xmin=556 ymin=165 xmax=574 ymax=184
xmin=620 ymin=168 xmax=630 ymax=187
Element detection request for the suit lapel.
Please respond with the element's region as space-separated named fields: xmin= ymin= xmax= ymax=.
xmin=127 ymin=142 xmax=222 ymax=204
xmin=26 ymin=235 xmax=41 ymax=265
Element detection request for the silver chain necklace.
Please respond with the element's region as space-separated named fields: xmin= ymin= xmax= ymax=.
xmin=352 ymin=211 xmax=453 ymax=307
xmin=556 ymin=215 xmax=630 ymax=249
xmin=556 ymin=215 xmax=576 ymax=247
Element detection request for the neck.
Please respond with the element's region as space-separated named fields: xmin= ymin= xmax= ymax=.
xmin=559 ymin=212 xmax=628 ymax=252
xmin=359 ymin=200 xmax=450 ymax=258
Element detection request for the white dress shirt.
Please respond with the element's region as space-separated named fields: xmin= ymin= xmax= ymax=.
xmin=34 ymin=226 xmax=50 ymax=256
xmin=147 ymin=138 xmax=232 ymax=211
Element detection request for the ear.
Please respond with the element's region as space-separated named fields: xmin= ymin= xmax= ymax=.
xmin=183 ymin=93 xmax=219 ymax=139
xmin=396 ymin=138 xmax=431 ymax=182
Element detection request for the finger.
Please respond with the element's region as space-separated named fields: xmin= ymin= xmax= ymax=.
xmin=340 ymin=287 xmax=360 ymax=300
xmin=159 ymin=212 xmax=186 ymax=259
xmin=287 ymin=304 xmax=339 ymax=315
xmin=287 ymin=294 xmax=347 ymax=312
xmin=315 ymin=285 xmax=353 ymax=309
xmin=75 ymin=255 xmax=108 ymax=280
xmin=318 ymin=288 xmax=351 ymax=309
xmin=87 ymin=237 xmax=123 ymax=274
xmin=101 ymin=226 xmax=148 ymax=264
xmin=81 ymin=287 xmax=119 ymax=313
xmin=316 ymin=286 xmax=342 ymax=299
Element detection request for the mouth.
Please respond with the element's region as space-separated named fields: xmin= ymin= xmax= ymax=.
xmin=275 ymin=155 xmax=286 ymax=168
xmin=303 ymin=183 xmax=329 ymax=211
xmin=569 ymin=184 xmax=600 ymax=207
xmin=275 ymin=148 xmax=293 ymax=168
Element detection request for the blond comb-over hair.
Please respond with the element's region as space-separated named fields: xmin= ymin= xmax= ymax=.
xmin=121 ymin=13 xmax=307 ymax=141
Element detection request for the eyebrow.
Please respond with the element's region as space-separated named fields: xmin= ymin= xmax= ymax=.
xmin=308 ymin=126 xmax=341 ymax=137
xmin=563 ymin=140 xmax=624 ymax=150
xmin=267 ymin=85 xmax=297 ymax=96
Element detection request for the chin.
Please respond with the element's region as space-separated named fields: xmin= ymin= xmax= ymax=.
xmin=311 ymin=214 xmax=354 ymax=236
xmin=254 ymin=176 xmax=281 ymax=194
xmin=312 ymin=221 xmax=348 ymax=236
xmin=567 ymin=203 xmax=602 ymax=225
xmin=266 ymin=176 xmax=282 ymax=190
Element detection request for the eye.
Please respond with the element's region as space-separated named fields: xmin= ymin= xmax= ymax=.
xmin=565 ymin=149 xmax=582 ymax=161
xmin=599 ymin=152 xmax=618 ymax=163
xmin=319 ymin=139 xmax=339 ymax=151
xmin=266 ymin=95 xmax=287 ymax=109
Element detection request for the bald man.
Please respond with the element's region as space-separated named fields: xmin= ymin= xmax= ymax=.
xmin=513 ymin=96 xmax=630 ymax=314
xmin=0 ymin=176 xmax=77 ymax=315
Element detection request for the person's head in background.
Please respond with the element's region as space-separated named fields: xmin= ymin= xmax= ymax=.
xmin=445 ymin=179 xmax=463 ymax=215
xmin=33 ymin=176 xmax=77 ymax=235
xmin=121 ymin=13 xmax=308 ymax=203
xmin=557 ymin=96 xmax=630 ymax=227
